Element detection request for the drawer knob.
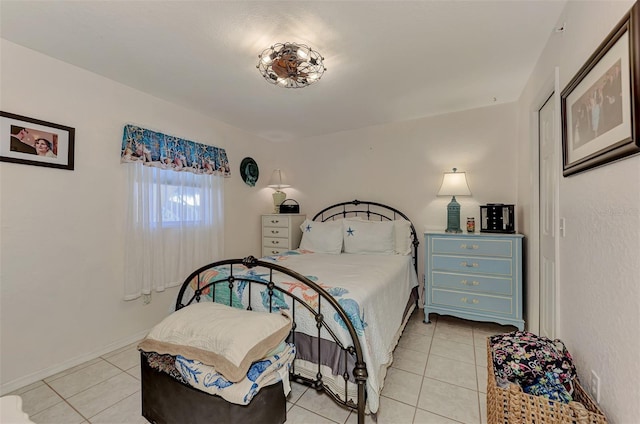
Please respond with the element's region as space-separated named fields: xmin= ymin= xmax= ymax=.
xmin=472 ymin=281 xmax=480 ymax=286
xmin=271 ymin=230 xmax=279 ymax=234
xmin=460 ymin=244 xmax=479 ymax=250
xmin=271 ymin=240 xmax=280 ymax=245
xmin=460 ymin=261 xmax=479 ymax=268
xmin=461 ymin=280 xmax=468 ymax=285
xmin=270 ymin=220 xmax=280 ymax=224
xmin=472 ymin=299 xmax=479 ymax=304
xmin=271 ymin=250 xmax=279 ymax=254
xmin=461 ymin=297 xmax=468 ymax=303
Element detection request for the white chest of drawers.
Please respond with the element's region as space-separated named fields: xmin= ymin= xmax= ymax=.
xmin=424 ymin=232 xmax=525 ymax=330
xmin=261 ymin=214 xmax=306 ymax=257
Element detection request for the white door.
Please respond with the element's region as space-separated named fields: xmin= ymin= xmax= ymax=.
xmin=539 ymin=93 xmax=558 ymax=339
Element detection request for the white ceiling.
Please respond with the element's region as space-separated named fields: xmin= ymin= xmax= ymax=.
xmin=0 ymin=0 xmax=566 ymax=142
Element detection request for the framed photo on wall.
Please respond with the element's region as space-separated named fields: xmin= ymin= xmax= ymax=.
xmin=561 ymin=2 xmax=639 ymax=177
xmin=0 ymin=111 xmax=75 ymax=170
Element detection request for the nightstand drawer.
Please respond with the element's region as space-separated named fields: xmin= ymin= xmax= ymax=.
xmin=263 ymin=227 xmax=290 ymax=238
xmin=262 ymin=216 xmax=290 ymax=228
xmin=431 ymin=272 xmax=513 ymax=296
xmin=431 ymin=237 xmax=513 ymax=258
xmin=263 ymin=237 xmax=287 ymax=247
xmin=262 ymin=247 xmax=290 ymax=256
xmin=432 ymin=255 xmax=513 ymax=276
xmin=432 ymin=289 xmax=513 ymax=315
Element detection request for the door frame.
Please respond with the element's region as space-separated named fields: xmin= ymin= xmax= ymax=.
xmin=527 ymin=67 xmax=561 ymax=334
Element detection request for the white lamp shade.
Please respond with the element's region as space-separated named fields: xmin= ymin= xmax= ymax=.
xmin=437 ymin=169 xmax=471 ymax=196
xmin=267 ymin=169 xmax=291 ymax=190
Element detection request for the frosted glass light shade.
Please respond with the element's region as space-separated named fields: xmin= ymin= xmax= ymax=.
xmin=268 ymin=169 xmax=291 ymax=213
xmin=267 ymin=169 xmax=291 ymax=190
xmin=437 ymin=168 xmax=471 ymax=196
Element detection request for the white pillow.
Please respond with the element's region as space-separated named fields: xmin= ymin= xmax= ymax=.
xmin=394 ymin=220 xmax=413 ymax=255
xmin=343 ymin=219 xmax=395 ymax=254
xmin=138 ymin=302 xmax=292 ymax=382
xmin=345 ymin=217 xmax=412 ymax=255
xmin=299 ymin=219 xmax=343 ymax=254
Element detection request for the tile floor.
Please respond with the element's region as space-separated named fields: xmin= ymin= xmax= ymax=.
xmin=8 ymin=310 xmax=516 ymax=424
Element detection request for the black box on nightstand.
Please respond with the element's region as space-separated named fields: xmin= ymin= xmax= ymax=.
xmin=480 ymin=204 xmax=515 ymax=233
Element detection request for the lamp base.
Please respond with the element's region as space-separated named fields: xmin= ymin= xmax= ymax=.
xmin=445 ymin=196 xmax=463 ymax=233
xmin=272 ymin=191 xmax=286 ymax=213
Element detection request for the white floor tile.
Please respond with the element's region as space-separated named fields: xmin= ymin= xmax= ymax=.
xmin=391 ymin=346 xmax=428 ymax=376
xmin=126 ymin=364 xmax=141 ymax=380
xmin=380 ymin=367 xmax=423 ymax=406
xmin=296 ymin=388 xmax=351 ymax=423
xmin=476 ymin=366 xmax=488 ymax=394
xmin=285 ymin=404 xmax=340 ymax=423
xmin=418 ymin=378 xmax=480 ymax=424
xmin=103 ymin=346 xmax=140 ymax=371
xmin=17 ymin=385 xmax=64 ymax=417
xmin=44 ymin=358 xmax=102 ymax=384
xmin=89 ymin=391 xmax=147 ymax=424
xmin=479 ymin=392 xmax=487 ymax=424
xmin=66 ymin=373 xmax=139 ymax=418
xmin=404 ymin=320 xmax=436 ymax=337
xmin=413 ymin=408 xmax=461 ymax=424
xmin=29 ymin=400 xmax=85 ymax=424
xmin=430 ymin=338 xmax=475 ymax=365
xmin=287 ymin=381 xmax=309 ymax=404
xmin=425 ymin=355 xmax=478 ymax=391
xmin=397 ymin=332 xmax=432 ymax=354
xmin=475 ymin=346 xmax=488 ymax=368
xmin=47 ymin=360 xmax=122 ymax=399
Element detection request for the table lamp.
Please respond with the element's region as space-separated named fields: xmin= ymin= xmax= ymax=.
xmin=437 ymin=168 xmax=471 ymax=233
xmin=267 ymin=169 xmax=291 ymax=213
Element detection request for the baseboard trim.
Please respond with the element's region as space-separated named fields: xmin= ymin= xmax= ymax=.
xmin=1 ymin=329 xmax=150 ymax=395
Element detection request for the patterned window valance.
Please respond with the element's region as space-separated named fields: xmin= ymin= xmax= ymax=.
xmin=120 ymin=124 xmax=230 ymax=176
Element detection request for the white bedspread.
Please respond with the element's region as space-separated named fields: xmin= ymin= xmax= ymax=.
xmin=255 ymin=251 xmax=418 ymax=413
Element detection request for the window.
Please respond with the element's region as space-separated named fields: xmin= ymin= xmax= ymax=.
xmin=123 ymin=164 xmax=224 ymax=300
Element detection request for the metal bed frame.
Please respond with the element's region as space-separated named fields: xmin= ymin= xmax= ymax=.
xmin=140 ymin=200 xmax=419 ymax=424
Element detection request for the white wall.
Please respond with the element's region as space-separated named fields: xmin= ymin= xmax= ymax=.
xmin=0 ymin=39 xmax=520 ymax=396
xmin=0 ymin=40 xmax=274 ymax=393
xmin=516 ymin=1 xmax=640 ymax=422
xmin=276 ymin=103 xmax=520 ymax=301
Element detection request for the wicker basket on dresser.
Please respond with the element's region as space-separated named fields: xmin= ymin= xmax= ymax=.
xmin=486 ymin=339 xmax=608 ymax=424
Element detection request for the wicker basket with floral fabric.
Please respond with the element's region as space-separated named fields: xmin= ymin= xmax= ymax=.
xmin=486 ymin=339 xmax=607 ymax=424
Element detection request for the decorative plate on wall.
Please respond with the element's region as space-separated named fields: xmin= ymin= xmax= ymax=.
xmin=240 ymin=157 xmax=259 ymax=187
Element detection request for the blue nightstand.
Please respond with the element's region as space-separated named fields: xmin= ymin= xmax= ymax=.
xmin=424 ymin=232 xmax=525 ymax=329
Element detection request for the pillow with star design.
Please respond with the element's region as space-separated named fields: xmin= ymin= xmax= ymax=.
xmin=342 ymin=219 xmax=395 ymax=255
xmin=298 ymin=219 xmax=343 ymax=254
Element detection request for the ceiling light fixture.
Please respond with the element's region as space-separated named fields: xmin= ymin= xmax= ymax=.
xmin=257 ymin=42 xmax=326 ymax=88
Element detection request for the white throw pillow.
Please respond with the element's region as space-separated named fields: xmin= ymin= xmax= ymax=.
xmin=394 ymin=220 xmax=413 ymax=255
xmin=299 ymin=219 xmax=343 ymax=254
xmin=343 ymin=219 xmax=395 ymax=254
xmin=138 ymin=302 xmax=292 ymax=382
xmin=345 ymin=217 xmax=412 ymax=255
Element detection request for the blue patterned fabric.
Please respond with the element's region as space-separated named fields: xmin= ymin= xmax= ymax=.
xmin=523 ymin=371 xmax=573 ymax=403
xmin=175 ymin=343 xmax=295 ymax=405
xmin=121 ymin=124 xmax=230 ymax=176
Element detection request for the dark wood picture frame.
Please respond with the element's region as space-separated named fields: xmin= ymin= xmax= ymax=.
xmin=0 ymin=111 xmax=75 ymax=170
xmin=561 ymin=2 xmax=640 ymax=176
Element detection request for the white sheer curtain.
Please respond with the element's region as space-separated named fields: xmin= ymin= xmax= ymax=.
xmin=124 ymin=163 xmax=224 ymax=300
